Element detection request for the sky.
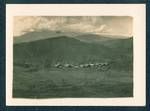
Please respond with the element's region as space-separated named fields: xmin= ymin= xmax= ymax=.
xmin=13 ymin=16 xmax=133 ymax=37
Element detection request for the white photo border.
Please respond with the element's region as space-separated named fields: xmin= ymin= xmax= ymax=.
xmin=6 ymin=4 xmax=146 ymax=106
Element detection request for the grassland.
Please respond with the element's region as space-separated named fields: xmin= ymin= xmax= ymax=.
xmin=13 ymin=34 xmax=133 ymax=98
xmin=13 ymin=66 xmax=133 ymax=98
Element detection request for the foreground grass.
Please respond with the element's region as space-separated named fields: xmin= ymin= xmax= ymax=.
xmin=13 ymin=66 xmax=133 ymax=98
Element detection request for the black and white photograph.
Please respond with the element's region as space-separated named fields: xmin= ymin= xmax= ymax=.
xmin=13 ymin=16 xmax=133 ymax=98
xmin=6 ymin=4 xmax=146 ymax=106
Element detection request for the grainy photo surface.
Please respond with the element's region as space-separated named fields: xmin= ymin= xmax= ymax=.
xmin=13 ymin=16 xmax=133 ymax=98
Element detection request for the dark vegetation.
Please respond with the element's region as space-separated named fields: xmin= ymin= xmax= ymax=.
xmin=13 ymin=34 xmax=133 ymax=98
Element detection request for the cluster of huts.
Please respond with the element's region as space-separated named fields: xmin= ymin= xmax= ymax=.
xmin=54 ymin=62 xmax=110 ymax=70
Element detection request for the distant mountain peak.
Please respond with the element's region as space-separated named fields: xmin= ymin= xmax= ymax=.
xmin=14 ymin=30 xmax=132 ymax=44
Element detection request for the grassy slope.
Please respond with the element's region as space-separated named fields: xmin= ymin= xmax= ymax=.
xmin=13 ymin=36 xmax=133 ymax=98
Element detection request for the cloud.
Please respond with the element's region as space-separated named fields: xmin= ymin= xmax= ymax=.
xmin=13 ymin=16 xmax=41 ymax=36
xmin=13 ymin=16 xmax=133 ymax=37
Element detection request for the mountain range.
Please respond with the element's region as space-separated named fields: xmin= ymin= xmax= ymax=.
xmin=14 ymin=30 xmax=131 ymax=44
xmin=13 ymin=32 xmax=133 ymax=71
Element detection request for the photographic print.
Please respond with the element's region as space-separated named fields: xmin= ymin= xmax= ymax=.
xmin=6 ymin=4 xmax=145 ymax=106
xmin=13 ymin=16 xmax=133 ymax=98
